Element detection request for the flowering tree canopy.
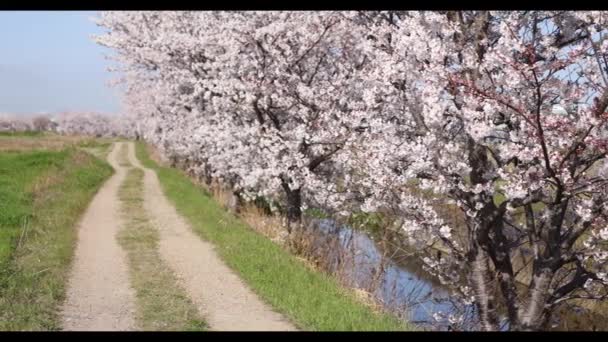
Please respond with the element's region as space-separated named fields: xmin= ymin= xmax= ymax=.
xmin=95 ymin=11 xmax=608 ymax=330
xmin=54 ymin=111 xmax=125 ymax=137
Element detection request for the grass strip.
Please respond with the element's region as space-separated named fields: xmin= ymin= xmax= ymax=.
xmin=117 ymin=164 xmax=207 ymax=331
xmin=0 ymin=149 xmax=113 ymax=330
xmin=135 ymin=141 xmax=413 ymax=331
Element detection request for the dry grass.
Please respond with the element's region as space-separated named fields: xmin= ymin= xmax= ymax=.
xmin=116 ymin=143 xmax=131 ymax=167
xmin=117 ymin=166 xmax=207 ymax=331
xmin=237 ymin=202 xmax=289 ymax=245
xmin=79 ymin=142 xmax=113 ymax=160
xmin=196 ymin=180 xmax=395 ymax=318
xmin=351 ymin=288 xmax=384 ymax=314
xmin=27 ymin=173 xmax=63 ymax=204
xmin=144 ymin=143 xmax=169 ymax=167
xmin=202 ymin=181 xmax=291 ymax=246
xmin=0 ymin=133 xmax=116 ymax=158
xmin=210 ymin=183 xmax=232 ymax=208
xmin=0 ymin=134 xmax=88 ymax=152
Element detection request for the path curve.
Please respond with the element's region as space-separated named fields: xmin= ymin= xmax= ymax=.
xmin=127 ymin=142 xmax=297 ymax=331
xmin=61 ymin=142 xmax=136 ymax=331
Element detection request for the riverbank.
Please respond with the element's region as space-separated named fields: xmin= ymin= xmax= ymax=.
xmin=135 ymin=141 xmax=413 ymax=331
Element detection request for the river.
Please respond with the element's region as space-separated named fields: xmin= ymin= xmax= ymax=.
xmin=301 ymin=218 xmax=608 ymax=331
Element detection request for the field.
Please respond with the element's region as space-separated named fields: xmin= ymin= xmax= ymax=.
xmin=0 ymin=133 xmax=113 ymax=330
xmin=0 ymin=131 xmax=114 ymax=152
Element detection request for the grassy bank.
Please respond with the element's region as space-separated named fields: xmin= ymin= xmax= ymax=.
xmin=135 ymin=142 xmax=412 ymax=331
xmin=117 ymin=165 xmax=207 ymax=331
xmin=77 ymin=139 xmax=114 ymax=160
xmin=0 ymin=148 xmax=113 ymax=330
xmin=0 ymin=131 xmax=110 ymax=153
xmin=0 ymin=131 xmax=45 ymax=137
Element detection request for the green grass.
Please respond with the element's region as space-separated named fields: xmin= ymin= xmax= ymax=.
xmin=0 ymin=131 xmax=45 ymax=137
xmin=0 ymin=148 xmax=113 ymax=330
xmin=135 ymin=142 xmax=413 ymax=331
xmin=117 ymin=165 xmax=207 ymax=331
xmin=0 ymin=150 xmax=70 ymax=267
xmin=77 ymin=139 xmax=114 ymax=160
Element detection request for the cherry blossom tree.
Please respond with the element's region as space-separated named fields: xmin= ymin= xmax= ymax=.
xmin=96 ymin=11 xmax=373 ymax=229
xmin=55 ymin=111 xmax=123 ymax=137
xmin=205 ymin=11 xmax=376 ymax=228
xmin=94 ymin=10 xmax=608 ymax=330
xmin=334 ymin=11 xmax=608 ymax=330
xmin=0 ymin=113 xmax=31 ymax=132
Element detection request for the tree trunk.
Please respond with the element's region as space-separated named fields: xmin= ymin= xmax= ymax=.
xmin=225 ymin=177 xmax=244 ymax=213
xmin=203 ymin=163 xmax=213 ymax=186
xmin=280 ymin=177 xmax=302 ymax=233
xmin=468 ymin=246 xmax=500 ymax=331
xmin=519 ymin=269 xmax=554 ymax=330
xmin=229 ymin=189 xmax=246 ymax=214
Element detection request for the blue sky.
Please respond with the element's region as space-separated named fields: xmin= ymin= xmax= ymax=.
xmin=0 ymin=11 xmax=121 ymax=116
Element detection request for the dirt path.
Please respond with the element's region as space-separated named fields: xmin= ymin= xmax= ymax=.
xmin=61 ymin=142 xmax=136 ymax=331
xmin=127 ymin=143 xmax=297 ymax=331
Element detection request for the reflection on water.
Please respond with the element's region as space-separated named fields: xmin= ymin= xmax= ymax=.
xmin=303 ymin=218 xmax=607 ymax=331
xmin=305 ymin=218 xmax=477 ymax=330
